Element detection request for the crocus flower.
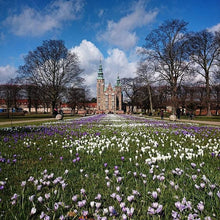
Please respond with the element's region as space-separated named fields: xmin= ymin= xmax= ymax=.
xmin=59 ymin=215 xmax=65 ymax=220
xmin=127 ymin=195 xmax=135 ymax=202
xmin=54 ymin=203 xmax=59 ymax=211
xmin=156 ymin=204 xmax=163 ymax=213
xmin=38 ymin=196 xmax=43 ymax=203
xmin=40 ymin=211 xmax=45 ymax=219
xmin=96 ymin=202 xmax=101 ymax=209
xmin=78 ymin=200 xmax=86 ymax=207
xmin=197 ymin=201 xmax=204 ymax=211
xmin=147 ymin=207 xmax=155 ymax=215
xmin=11 ymin=193 xmax=18 ymax=200
xmin=126 ymin=207 xmax=134 ymax=217
xmin=45 ymin=193 xmax=50 ymax=200
xmin=95 ymin=193 xmax=102 ymax=200
xmin=30 ymin=207 xmax=36 ymax=215
xmin=217 ymin=191 xmax=220 ymax=199
xmin=29 ymin=195 xmax=35 ymax=202
xmin=90 ymin=201 xmax=95 ymax=207
xmin=152 ymin=191 xmax=158 ymax=199
xmin=191 ymin=163 xmax=196 ymax=168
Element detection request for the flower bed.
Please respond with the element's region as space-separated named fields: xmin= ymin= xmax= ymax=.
xmin=0 ymin=114 xmax=219 ymax=219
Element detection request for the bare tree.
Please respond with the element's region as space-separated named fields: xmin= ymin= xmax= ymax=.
xmin=136 ymin=59 xmax=156 ymax=114
xmin=144 ymin=19 xmax=190 ymax=114
xmin=67 ymin=88 xmax=86 ymax=114
xmin=188 ymin=30 xmax=220 ymax=116
xmin=18 ymin=40 xmax=82 ymax=113
xmin=120 ymin=77 xmax=142 ymax=113
xmin=66 ymin=76 xmax=87 ymax=114
xmin=154 ymin=85 xmax=169 ymax=111
xmin=0 ymin=80 xmax=22 ymax=118
xmin=23 ymin=84 xmax=41 ymax=113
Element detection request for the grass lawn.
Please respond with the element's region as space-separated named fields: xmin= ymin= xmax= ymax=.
xmin=0 ymin=113 xmax=53 ymax=122
xmin=0 ymin=114 xmax=81 ymax=128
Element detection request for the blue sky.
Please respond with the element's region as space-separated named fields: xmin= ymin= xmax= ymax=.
xmin=0 ymin=0 xmax=219 ymax=97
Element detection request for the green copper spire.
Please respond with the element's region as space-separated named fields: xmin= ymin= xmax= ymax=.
xmin=116 ymin=75 xmax=121 ymax=86
xmin=97 ymin=63 xmax=104 ymax=79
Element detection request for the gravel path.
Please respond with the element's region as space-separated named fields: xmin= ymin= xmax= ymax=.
xmin=0 ymin=118 xmax=56 ymax=126
xmin=0 ymin=116 xmax=219 ymax=127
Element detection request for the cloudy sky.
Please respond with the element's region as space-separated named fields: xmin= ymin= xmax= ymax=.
xmin=0 ymin=0 xmax=220 ymax=97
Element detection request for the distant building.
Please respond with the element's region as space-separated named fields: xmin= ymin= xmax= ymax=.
xmin=96 ymin=64 xmax=123 ymax=114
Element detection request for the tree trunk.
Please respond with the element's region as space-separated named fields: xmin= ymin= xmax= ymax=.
xmin=206 ymin=74 xmax=212 ymax=116
xmin=147 ymin=84 xmax=153 ymax=114
xmin=199 ymin=107 xmax=202 ymax=116
xmin=171 ymin=84 xmax=178 ymax=115
xmin=52 ymin=101 xmax=56 ymax=115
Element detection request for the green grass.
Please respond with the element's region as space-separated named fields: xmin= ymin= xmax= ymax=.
xmin=0 ymin=114 xmax=81 ymax=128
xmin=0 ymin=113 xmax=53 ymax=121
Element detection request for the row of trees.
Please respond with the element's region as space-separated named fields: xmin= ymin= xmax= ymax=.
xmin=121 ymin=78 xmax=220 ymax=115
xmin=121 ymin=19 xmax=220 ymax=116
xmin=0 ymin=40 xmax=89 ymax=116
xmin=0 ymin=80 xmax=88 ymax=115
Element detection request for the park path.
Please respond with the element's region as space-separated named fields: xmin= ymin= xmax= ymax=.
xmin=0 ymin=116 xmax=220 ymax=127
xmin=0 ymin=118 xmax=56 ymax=126
xmin=151 ymin=117 xmax=220 ymax=126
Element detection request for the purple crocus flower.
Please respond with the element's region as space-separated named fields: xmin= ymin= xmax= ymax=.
xmin=127 ymin=195 xmax=135 ymax=202
xmin=197 ymin=201 xmax=204 ymax=211
xmin=217 ymin=191 xmax=220 ymax=198
xmin=191 ymin=163 xmax=196 ymax=168
xmin=156 ymin=204 xmax=163 ymax=213
xmin=95 ymin=193 xmax=102 ymax=200
xmin=175 ymin=201 xmax=185 ymax=212
xmin=11 ymin=193 xmax=18 ymax=200
xmin=147 ymin=207 xmax=155 ymax=215
xmin=152 ymin=191 xmax=158 ymax=199
xmin=72 ymin=195 xmax=78 ymax=202
xmin=78 ymin=200 xmax=86 ymax=207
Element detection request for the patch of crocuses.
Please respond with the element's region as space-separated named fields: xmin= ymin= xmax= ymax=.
xmin=0 ymin=114 xmax=219 ymax=219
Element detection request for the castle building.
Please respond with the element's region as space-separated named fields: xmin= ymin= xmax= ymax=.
xmin=96 ymin=64 xmax=123 ymax=113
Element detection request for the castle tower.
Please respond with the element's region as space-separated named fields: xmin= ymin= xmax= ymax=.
xmin=96 ymin=63 xmax=105 ymax=111
xmin=96 ymin=65 xmax=123 ymax=113
xmin=115 ymin=75 xmax=122 ymax=111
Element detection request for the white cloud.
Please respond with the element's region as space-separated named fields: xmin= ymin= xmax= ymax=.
xmin=105 ymin=48 xmax=137 ymax=80
xmin=4 ymin=0 xmax=84 ymax=37
xmin=70 ymin=40 xmax=104 ymax=97
xmin=70 ymin=40 xmax=137 ymax=97
xmin=0 ymin=65 xmax=17 ymax=83
xmin=208 ymin=23 xmax=220 ymax=33
xmin=99 ymin=0 xmax=158 ymax=50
